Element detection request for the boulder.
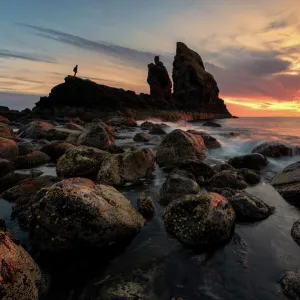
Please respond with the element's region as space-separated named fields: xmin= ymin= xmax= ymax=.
xmin=159 ymin=170 xmax=200 ymax=205
xmin=163 ymin=192 xmax=235 ymax=247
xmin=252 ymin=141 xmax=292 ymax=157
xmin=156 ymin=129 xmax=207 ymax=167
xmin=137 ymin=194 xmax=155 ymax=219
xmin=0 ymin=115 xmax=10 ymax=123
xmin=14 ymin=151 xmax=50 ymax=169
xmin=177 ymin=159 xmax=215 ymax=180
xmin=75 ymin=122 xmax=115 ymax=151
xmin=106 ymin=117 xmax=137 ymax=127
xmin=148 ymin=124 xmax=166 ymax=135
xmin=207 ymin=187 xmax=237 ymax=198
xmin=280 ymin=271 xmax=300 ymax=300
xmin=57 ymin=146 xmax=110 ymax=179
xmin=140 ymin=121 xmax=154 ymax=130
xmin=0 ymin=122 xmax=14 ymax=139
xmin=133 ymin=133 xmax=151 ymax=142
xmin=0 ymin=232 xmax=48 ymax=300
xmin=207 ymin=170 xmax=247 ymax=190
xmin=97 ymin=148 xmax=155 ymax=186
xmin=17 ymin=141 xmax=40 ymax=156
xmin=40 ymin=141 xmax=75 ymax=160
xmin=65 ymin=122 xmax=84 ymax=131
xmin=0 ymin=171 xmax=42 ymax=193
xmin=291 ymin=220 xmax=300 ymax=247
xmin=187 ymin=130 xmax=221 ymax=149
xmin=271 ymin=162 xmax=300 ymax=206
xmin=28 ymin=178 xmax=144 ymax=254
xmin=46 ymin=127 xmax=79 ymax=141
xmin=0 ymin=137 xmax=18 ymax=160
xmin=238 ymin=168 xmax=261 ymax=185
xmin=0 ymin=159 xmax=13 ymax=177
xmin=147 ymin=56 xmax=172 ymax=101
xmin=229 ymin=191 xmax=275 ymax=222
xmin=213 ymin=163 xmax=235 ymax=173
xmin=228 ymin=153 xmax=268 ymax=171
xmin=203 ymin=121 xmax=221 ymax=128
xmin=18 ymin=120 xmax=53 ymax=139
xmin=0 ymin=217 xmax=6 ymax=231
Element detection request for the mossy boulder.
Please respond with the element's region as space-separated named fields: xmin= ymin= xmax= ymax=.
xmin=0 ymin=122 xmax=14 ymax=139
xmin=0 ymin=137 xmax=18 ymax=160
xmin=156 ymin=129 xmax=207 ymax=167
xmin=40 ymin=141 xmax=75 ymax=160
xmin=29 ymin=178 xmax=144 ymax=254
xmin=57 ymin=146 xmax=110 ymax=179
xmin=97 ymin=148 xmax=155 ymax=186
xmin=18 ymin=120 xmax=53 ymax=139
xmin=14 ymin=151 xmax=51 ymax=169
xmin=163 ymin=192 xmax=235 ymax=247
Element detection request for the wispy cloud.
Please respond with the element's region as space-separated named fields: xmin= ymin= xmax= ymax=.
xmin=0 ymin=49 xmax=56 ymax=63
xmin=15 ymin=23 xmax=170 ymax=68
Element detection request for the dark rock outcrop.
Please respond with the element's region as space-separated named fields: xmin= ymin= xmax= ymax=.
xmin=172 ymin=42 xmax=230 ymax=114
xmin=31 ymin=43 xmax=232 ymax=121
xmin=163 ymin=192 xmax=235 ymax=247
xmin=28 ymin=178 xmax=144 ymax=254
xmin=203 ymin=121 xmax=221 ymax=128
xmin=147 ymin=56 xmax=172 ymax=101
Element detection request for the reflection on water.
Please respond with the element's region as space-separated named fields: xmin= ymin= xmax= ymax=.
xmin=2 ymin=117 xmax=300 ymax=300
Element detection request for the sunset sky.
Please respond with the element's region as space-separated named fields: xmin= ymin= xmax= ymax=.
xmin=1 ymin=0 xmax=300 ymax=116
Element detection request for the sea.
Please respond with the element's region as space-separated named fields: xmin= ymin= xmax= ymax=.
xmin=2 ymin=117 xmax=300 ymax=300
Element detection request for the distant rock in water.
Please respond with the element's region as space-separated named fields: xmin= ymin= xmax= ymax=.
xmin=31 ymin=42 xmax=232 ymax=121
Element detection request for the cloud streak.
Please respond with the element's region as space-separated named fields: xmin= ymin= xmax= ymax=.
xmin=0 ymin=49 xmax=56 ymax=63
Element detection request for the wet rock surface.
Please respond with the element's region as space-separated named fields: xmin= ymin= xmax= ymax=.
xmin=187 ymin=129 xmax=221 ymax=149
xmin=228 ymin=153 xmax=268 ymax=171
xmin=28 ymin=178 xmax=144 ymax=254
xmin=133 ymin=132 xmax=151 ymax=142
xmin=207 ymin=170 xmax=247 ymax=190
xmin=163 ymin=192 xmax=235 ymax=247
xmin=252 ymin=142 xmax=293 ymax=158
xmin=156 ymin=129 xmax=207 ymax=167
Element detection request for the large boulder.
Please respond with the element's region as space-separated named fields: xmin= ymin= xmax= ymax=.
xmin=252 ymin=141 xmax=293 ymax=157
xmin=271 ymin=161 xmax=300 ymax=206
xmin=159 ymin=170 xmax=200 ymax=205
xmin=207 ymin=170 xmax=247 ymax=190
xmin=97 ymin=148 xmax=155 ymax=186
xmin=291 ymin=220 xmax=300 ymax=247
xmin=280 ymin=271 xmax=300 ymax=300
xmin=0 ymin=122 xmax=14 ymax=139
xmin=28 ymin=178 xmax=144 ymax=254
xmin=148 ymin=124 xmax=166 ymax=135
xmin=0 ymin=232 xmax=48 ymax=300
xmin=172 ymin=42 xmax=230 ymax=115
xmin=238 ymin=168 xmax=261 ymax=185
xmin=163 ymin=192 xmax=235 ymax=247
xmin=76 ymin=122 xmax=115 ymax=150
xmin=106 ymin=117 xmax=137 ymax=127
xmin=177 ymin=159 xmax=215 ymax=180
xmin=229 ymin=191 xmax=275 ymax=222
xmin=46 ymin=127 xmax=79 ymax=141
xmin=57 ymin=146 xmax=110 ymax=179
xmin=187 ymin=130 xmax=221 ymax=149
xmin=0 ymin=159 xmax=13 ymax=177
xmin=228 ymin=153 xmax=268 ymax=171
xmin=133 ymin=133 xmax=151 ymax=142
xmin=18 ymin=120 xmax=53 ymax=139
xmin=14 ymin=151 xmax=51 ymax=169
xmin=147 ymin=56 xmax=172 ymax=101
xmin=156 ymin=129 xmax=207 ymax=167
xmin=0 ymin=137 xmax=18 ymax=160
xmin=40 ymin=141 xmax=75 ymax=160
xmin=140 ymin=121 xmax=154 ymax=130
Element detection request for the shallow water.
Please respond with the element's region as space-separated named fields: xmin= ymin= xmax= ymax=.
xmin=2 ymin=117 xmax=300 ymax=300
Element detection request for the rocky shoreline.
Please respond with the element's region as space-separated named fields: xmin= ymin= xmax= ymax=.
xmin=1 ymin=115 xmax=300 ymax=299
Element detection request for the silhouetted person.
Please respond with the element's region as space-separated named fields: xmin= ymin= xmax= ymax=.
xmin=73 ymin=65 xmax=78 ymax=77
xmin=154 ymin=55 xmax=160 ymax=64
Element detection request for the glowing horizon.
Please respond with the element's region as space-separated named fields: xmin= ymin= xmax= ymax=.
xmin=1 ymin=0 xmax=300 ymax=115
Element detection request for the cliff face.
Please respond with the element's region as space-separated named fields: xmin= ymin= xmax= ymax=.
xmin=32 ymin=42 xmax=232 ymax=121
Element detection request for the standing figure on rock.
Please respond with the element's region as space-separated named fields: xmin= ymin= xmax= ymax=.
xmin=73 ymin=64 xmax=78 ymax=77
